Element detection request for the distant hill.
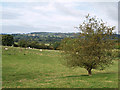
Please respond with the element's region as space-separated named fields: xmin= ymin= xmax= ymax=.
xmin=11 ymin=32 xmax=79 ymax=43
xmin=1 ymin=32 xmax=120 ymax=43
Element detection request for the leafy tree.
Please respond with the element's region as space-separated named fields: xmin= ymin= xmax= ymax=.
xmin=18 ymin=39 xmax=28 ymax=48
xmin=60 ymin=14 xmax=115 ymax=76
xmin=2 ymin=35 xmax=14 ymax=46
xmin=27 ymin=41 xmax=39 ymax=48
xmin=52 ymin=42 xmax=60 ymax=50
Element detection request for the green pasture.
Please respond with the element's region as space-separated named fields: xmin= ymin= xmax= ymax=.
xmin=2 ymin=46 xmax=118 ymax=88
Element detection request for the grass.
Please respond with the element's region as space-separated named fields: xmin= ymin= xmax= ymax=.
xmin=2 ymin=46 xmax=118 ymax=88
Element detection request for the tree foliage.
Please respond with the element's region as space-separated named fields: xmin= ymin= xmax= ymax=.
xmin=2 ymin=35 xmax=14 ymax=46
xmin=18 ymin=39 xmax=49 ymax=49
xmin=52 ymin=42 xmax=61 ymax=50
xmin=18 ymin=39 xmax=27 ymax=48
xmin=60 ymin=14 xmax=115 ymax=75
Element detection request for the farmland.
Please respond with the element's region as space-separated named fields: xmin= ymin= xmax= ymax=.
xmin=2 ymin=46 xmax=118 ymax=88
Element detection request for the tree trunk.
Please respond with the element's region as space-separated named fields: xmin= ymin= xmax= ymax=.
xmin=87 ymin=68 xmax=92 ymax=76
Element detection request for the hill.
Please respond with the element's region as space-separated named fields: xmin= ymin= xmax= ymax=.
xmin=1 ymin=32 xmax=120 ymax=44
xmin=11 ymin=32 xmax=79 ymax=43
xmin=2 ymin=46 xmax=118 ymax=88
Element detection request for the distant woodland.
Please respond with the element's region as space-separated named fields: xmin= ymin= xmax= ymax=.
xmin=1 ymin=32 xmax=120 ymax=50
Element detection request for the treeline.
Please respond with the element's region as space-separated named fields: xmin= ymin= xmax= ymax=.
xmin=1 ymin=34 xmax=120 ymax=50
xmin=16 ymin=40 xmax=60 ymax=50
xmin=1 ymin=35 xmax=61 ymax=50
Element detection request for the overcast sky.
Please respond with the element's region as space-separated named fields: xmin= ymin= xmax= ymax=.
xmin=0 ymin=0 xmax=118 ymax=34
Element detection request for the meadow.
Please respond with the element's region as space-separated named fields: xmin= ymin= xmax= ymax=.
xmin=2 ymin=46 xmax=118 ymax=88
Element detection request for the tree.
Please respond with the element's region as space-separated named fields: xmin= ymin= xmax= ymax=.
xmin=18 ymin=39 xmax=28 ymax=48
xmin=2 ymin=35 xmax=14 ymax=46
xmin=52 ymin=42 xmax=60 ymax=50
xmin=60 ymin=14 xmax=115 ymax=76
xmin=27 ymin=41 xmax=39 ymax=48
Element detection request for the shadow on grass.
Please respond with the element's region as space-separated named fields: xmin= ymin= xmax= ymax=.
xmin=64 ymin=72 xmax=117 ymax=78
xmin=66 ymin=75 xmax=89 ymax=78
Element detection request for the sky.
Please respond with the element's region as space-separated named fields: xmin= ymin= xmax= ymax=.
xmin=0 ymin=0 xmax=118 ymax=34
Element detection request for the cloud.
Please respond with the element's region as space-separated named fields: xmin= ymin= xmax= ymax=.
xmin=2 ymin=11 xmax=22 ymax=19
xmin=2 ymin=24 xmax=78 ymax=33
xmin=1 ymin=1 xmax=118 ymax=33
xmin=0 ymin=0 xmax=119 ymax=2
xmin=90 ymin=2 xmax=118 ymax=33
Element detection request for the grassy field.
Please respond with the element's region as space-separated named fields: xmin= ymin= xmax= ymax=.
xmin=2 ymin=46 xmax=118 ymax=88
